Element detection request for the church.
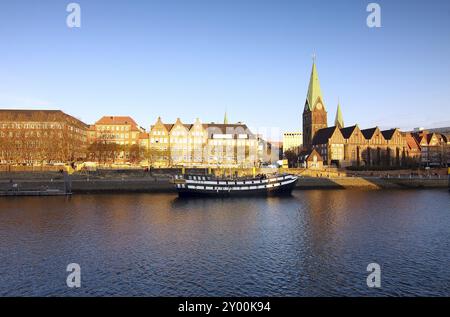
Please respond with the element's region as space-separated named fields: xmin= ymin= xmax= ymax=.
xmin=301 ymin=60 xmax=417 ymax=168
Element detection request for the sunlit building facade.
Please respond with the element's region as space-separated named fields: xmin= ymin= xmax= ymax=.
xmin=89 ymin=116 xmax=145 ymax=145
xmin=0 ymin=109 xmax=88 ymax=164
xmin=300 ymin=60 xmax=442 ymax=168
xmin=148 ymin=117 xmax=259 ymax=167
xmin=282 ymin=132 xmax=303 ymax=155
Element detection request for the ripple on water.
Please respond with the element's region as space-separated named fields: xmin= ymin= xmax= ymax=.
xmin=0 ymin=190 xmax=449 ymax=296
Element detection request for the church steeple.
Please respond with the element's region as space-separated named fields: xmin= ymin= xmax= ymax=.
xmin=334 ymin=101 xmax=344 ymax=129
xmin=305 ymin=58 xmax=325 ymax=112
xmin=302 ymin=56 xmax=328 ymax=150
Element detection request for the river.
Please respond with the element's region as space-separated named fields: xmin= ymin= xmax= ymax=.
xmin=0 ymin=189 xmax=449 ymax=296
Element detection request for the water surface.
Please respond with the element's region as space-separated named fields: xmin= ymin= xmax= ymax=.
xmin=0 ymin=190 xmax=449 ymax=296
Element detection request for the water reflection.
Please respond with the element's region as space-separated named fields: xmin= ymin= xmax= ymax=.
xmin=0 ymin=190 xmax=449 ymax=296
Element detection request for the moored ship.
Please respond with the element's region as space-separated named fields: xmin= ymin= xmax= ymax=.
xmin=173 ymin=173 xmax=298 ymax=197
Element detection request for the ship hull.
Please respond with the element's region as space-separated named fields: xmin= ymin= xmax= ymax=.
xmin=177 ymin=182 xmax=296 ymax=197
xmin=174 ymin=174 xmax=298 ymax=198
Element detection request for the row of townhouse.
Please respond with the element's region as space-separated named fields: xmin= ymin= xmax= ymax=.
xmin=82 ymin=114 xmax=261 ymax=167
xmin=309 ymin=124 xmax=448 ymax=168
xmin=0 ymin=109 xmax=263 ymax=167
xmin=88 ymin=116 xmax=259 ymax=167
xmin=414 ymin=131 xmax=450 ymax=167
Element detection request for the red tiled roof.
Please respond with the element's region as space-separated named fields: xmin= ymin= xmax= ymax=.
xmin=96 ymin=116 xmax=138 ymax=126
xmin=95 ymin=116 xmax=141 ymax=131
xmin=405 ymin=133 xmax=420 ymax=151
xmin=0 ymin=109 xmax=88 ymax=129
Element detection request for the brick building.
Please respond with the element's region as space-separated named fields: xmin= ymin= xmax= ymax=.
xmin=300 ymin=60 xmax=442 ymax=168
xmin=413 ymin=131 xmax=448 ymax=167
xmin=0 ymin=109 xmax=88 ymax=164
xmin=86 ymin=116 xmax=147 ymax=163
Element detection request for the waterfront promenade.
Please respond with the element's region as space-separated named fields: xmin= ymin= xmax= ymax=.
xmin=0 ymin=169 xmax=447 ymax=193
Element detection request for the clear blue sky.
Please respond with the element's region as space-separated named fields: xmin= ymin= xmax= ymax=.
xmin=0 ymin=0 xmax=449 ymax=139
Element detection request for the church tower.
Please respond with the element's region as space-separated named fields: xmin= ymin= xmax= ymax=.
xmin=334 ymin=101 xmax=344 ymax=129
xmin=302 ymin=59 xmax=328 ymax=149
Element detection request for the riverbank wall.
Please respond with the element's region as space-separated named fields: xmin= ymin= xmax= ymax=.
xmin=0 ymin=172 xmax=447 ymax=193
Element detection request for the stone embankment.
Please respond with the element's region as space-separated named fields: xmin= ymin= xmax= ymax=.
xmin=0 ymin=170 xmax=447 ymax=193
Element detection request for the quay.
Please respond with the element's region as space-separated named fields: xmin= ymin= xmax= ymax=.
xmin=0 ymin=189 xmax=70 ymax=196
xmin=0 ymin=168 xmax=448 ymax=194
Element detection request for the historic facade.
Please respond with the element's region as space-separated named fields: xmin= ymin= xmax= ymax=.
xmin=88 ymin=116 xmax=145 ymax=145
xmin=86 ymin=116 xmax=147 ymax=163
xmin=148 ymin=116 xmax=259 ymax=168
xmin=0 ymin=109 xmax=88 ymax=164
xmin=413 ymin=131 xmax=448 ymax=167
xmin=301 ymin=60 xmax=448 ymax=168
xmin=148 ymin=117 xmax=171 ymax=167
xmin=302 ymin=61 xmax=328 ymax=149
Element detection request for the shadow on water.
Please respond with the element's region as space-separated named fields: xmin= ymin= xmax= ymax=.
xmin=170 ymin=193 xmax=297 ymax=208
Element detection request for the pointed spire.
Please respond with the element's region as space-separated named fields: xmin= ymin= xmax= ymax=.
xmin=334 ymin=101 xmax=344 ymax=129
xmin=224 ymin=111 xmax=228 ymax=124
xmin=306 ymin=57 xmax=325 ymax=111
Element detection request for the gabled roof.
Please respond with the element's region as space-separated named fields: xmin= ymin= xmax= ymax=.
xmin=150 ymin=118 xmax=255 ymax=138
xmin=150 ymin=117 xmax=170 ymax=132
xmin=340 ymin=125 xmax=358 ymax=139
xmin=312 ymin=126 xmax=339 ymax=145
xmin=306 ymin=148 xmax=323 ymax=162
xmin=361 ymin=127 xmax=378 ymax=139
xmin=427 ymin=133 xmax=436 ymax=144
xmin=405 ymin=133 xmax=420 ymax=151
xmin=426 ymin=133 xmax=447 ymax=145
xmin=171 ymin=118 xmax=189 ymax=131
xmin=203 ymin=123 xmax=255 ymax=138
xmin=305 ymin=61 xmax=325 ymax=111
xmin=381 ymin=128 xmax=398 ymax=140
xmin=164 ymin=124 xmax=174 ymax=131
xmin=418 ymin=134 xmax=428 ymax=146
